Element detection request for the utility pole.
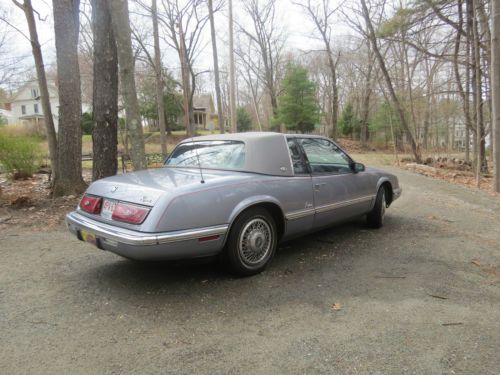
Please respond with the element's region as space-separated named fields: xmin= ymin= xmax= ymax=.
xmin=178 ymin=22 xmax=191 ymax=137
xmin=152 ymin=0 xmax=167 ymax=156
xmin=228 ymin=0 xmax=237 ymax=133
xmin=208 ymin=0 xmax=224 ymax=134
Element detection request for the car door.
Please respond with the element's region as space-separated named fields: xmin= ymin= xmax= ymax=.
xmin=281 ymin=138 xmax=315 ymax=237
xmin=296 ymin=137 xmax=375 ymax=229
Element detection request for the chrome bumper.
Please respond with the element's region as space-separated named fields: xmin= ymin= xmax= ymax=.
xmin=65 ymin=211 xmax=228 ymax=260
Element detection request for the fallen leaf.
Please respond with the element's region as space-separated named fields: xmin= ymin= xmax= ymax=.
xmin=471 ymin=259 xmax=481 ymax=267
xmin=331 ymin=303 xmax=342 ymax=311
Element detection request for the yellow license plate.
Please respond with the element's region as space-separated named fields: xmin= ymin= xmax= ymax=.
xmin=80 ymin=229 xmax=97 ymax=246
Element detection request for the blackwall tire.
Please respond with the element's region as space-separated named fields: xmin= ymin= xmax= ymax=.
xmin=367 ymin=187 xmax=386 ymax=229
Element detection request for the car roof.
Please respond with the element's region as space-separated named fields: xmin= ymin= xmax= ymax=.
xmin=177 ymin=132 xmax=300 ymax=176
xmin=185 ymin=131 xmax=328 ymax=142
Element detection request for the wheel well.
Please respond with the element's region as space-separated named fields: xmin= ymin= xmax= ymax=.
xmin=234 ymin=203 xmax=285 ymax=240
xmin=381 ymin=181 xmax=393 ymax=206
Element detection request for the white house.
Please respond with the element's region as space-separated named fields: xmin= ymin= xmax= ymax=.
xmin=8 ymin=80 xmax=60 ymax=131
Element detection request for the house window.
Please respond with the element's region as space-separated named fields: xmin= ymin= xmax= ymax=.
xmin=34 ymin=103 xmax=39 ymax=113
xmin=21 ymin=105 xmax=26 ymax=115
xmin=31 ymin=88 xmax=39 ymax=98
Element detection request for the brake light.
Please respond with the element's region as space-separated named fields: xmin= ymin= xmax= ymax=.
xmin=79 ymin=195 xmax=102 ymax=214
xmin=111 ymin=202 xmax=150 ymax=224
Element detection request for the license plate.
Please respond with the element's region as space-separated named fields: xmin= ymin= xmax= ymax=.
xmin=80 ymin=229 xmax=96 ymax=245
xmin=101 ymin=199 xmax=117 ymax=220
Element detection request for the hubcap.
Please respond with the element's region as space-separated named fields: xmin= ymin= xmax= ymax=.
xmin=239 ymin=218 xmax=272 ymax=265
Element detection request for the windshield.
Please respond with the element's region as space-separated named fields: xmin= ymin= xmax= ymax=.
xmin=165 ymin=140 xmax=246 ymax=170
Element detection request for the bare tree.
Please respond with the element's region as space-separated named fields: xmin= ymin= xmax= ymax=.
xmin=210 ymin=0 xmax=223 ymax=133
xmin=52 ymin=0 xmax=86 ymax=196
xmin=91 ymin=0 xmax=119 ymax=181
xmin=159 ymin=0 xmax=212 ymax=136
xmin=0 ymin=9 xmax=26 ymax=89
xmin=12 ymin=0 xmax=58 ymax=183
xmin=109 ymin=0 xmax=146 ymax=170
xmin=152 ymin=0 xmax=167 ymax=155
xmin=492 ymin=0 xmax=500 ymax=192
xmin=238 ymin=0 xmax=285 ymax=124
xmin=360 ymin=0 xmax=422 ymax=163
xmin=295 ymin=0 xmax=340 ymax=138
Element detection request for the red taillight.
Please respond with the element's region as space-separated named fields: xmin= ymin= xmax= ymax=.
xmin=79 ymin=195 xmax=102 ymax=214
xmin=111 ymin=202 xmax=150 ymax=224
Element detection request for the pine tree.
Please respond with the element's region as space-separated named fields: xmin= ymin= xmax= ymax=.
xmin=276 ymin=65 xmax=320 ymax=133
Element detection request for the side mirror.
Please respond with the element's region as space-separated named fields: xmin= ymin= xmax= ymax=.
xmin=352 ymin=162 xmax=365 ymax=173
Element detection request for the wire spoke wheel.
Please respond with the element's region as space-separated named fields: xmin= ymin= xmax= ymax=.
xmin=238 ymin=218 xmax=272 ymax=266
xmin=224 ymin=207 xmax=277 ymax=276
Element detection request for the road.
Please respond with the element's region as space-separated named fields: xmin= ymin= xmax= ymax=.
xmin=1 ymin=167 xmax=499 ymax=374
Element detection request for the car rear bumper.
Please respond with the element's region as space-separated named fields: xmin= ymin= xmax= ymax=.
xmin=65 ymin=211 xmax=228 ymax=260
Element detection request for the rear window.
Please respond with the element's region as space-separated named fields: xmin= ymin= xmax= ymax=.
xmin=165 ymin=140 xmax=245 ymax=170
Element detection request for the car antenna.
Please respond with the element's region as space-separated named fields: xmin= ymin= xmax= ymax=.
xmin=191 ymin=136 xmax=205 ymax=184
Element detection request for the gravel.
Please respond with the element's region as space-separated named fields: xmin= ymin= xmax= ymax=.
xmin=1 ymin=167 xmax=499 ymax=374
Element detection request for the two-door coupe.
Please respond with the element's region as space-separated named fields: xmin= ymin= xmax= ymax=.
xmin=66 ymin=132 xmax=401 ymax=275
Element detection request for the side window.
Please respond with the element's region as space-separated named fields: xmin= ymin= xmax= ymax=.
xmin=287 ymin=139 xmax=308 ymax=175
xmin=298 ymin=138 xmax=352 ymax=174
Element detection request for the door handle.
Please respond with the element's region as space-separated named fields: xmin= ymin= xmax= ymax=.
xmin=314 ymin=183 xmax=326 ymax=190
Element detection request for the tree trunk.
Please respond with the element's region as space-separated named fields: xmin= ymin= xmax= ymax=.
xmin=229 ymin=0 xmax=237 ymax=133
xmin=178 ymin=23 xmax=192 ymax=137
xmin=360 ymin=0 xmax=422 ymax=163
xmin=208 ymin=0 xmax=224 ymax=134
xmin=326 ymin=51 xmax=339 ymax=140
xmin=52 ymin=0 xmax=86 ymax=196
xmin=493 ymin=0 xmax=500 ymax=192
xmin=453 ymin=0 xmax=473 ymax=159
xmin=108 ymin=0 xmax=146 ymax=170
xmin=471 ymin=0 xmax=487 ymax=185
xmin=91 ymin=0 xmax=118 ymax=181
xmin=14 ymin=0 xmax=58 ymax=182
xmin=152 ymin=0 xmax=167 ymax=156
xmin=360 ymin=60 xmax=373 ymax=146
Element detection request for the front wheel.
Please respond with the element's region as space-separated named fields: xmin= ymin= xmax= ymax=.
xmin=366 ymin=187 xmax=387 ymax=228
xmin=224 ymin=207 xmax=278 ymax=276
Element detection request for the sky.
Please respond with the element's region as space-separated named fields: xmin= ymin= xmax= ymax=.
xmin=0 ymin=0 xmax=349 ymax=91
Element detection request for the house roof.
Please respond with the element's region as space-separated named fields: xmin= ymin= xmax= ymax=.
xmin=193 ymin=94 xmax=214 ymax=113
xmin=10 ymin=80 xmax=58 ymax=102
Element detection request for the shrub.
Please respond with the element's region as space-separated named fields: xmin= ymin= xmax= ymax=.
xmin=82 ymin=112 xmax=93 ymax=135
xmin=0 ymin=131 xmax=43 ymax=179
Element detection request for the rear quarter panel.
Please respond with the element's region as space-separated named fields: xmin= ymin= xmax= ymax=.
xmin=152 ymin=174 xmax=314 ymax=235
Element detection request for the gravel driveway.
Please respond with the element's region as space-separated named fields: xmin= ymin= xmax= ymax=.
xmin=1 ymin=167 xmax=499 ymax=374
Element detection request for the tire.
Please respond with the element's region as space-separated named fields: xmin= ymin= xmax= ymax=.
xmin=223 ymin=207 xmax=278 ymax=276
xmin=366 ymin=186 xmax=387 ymax=229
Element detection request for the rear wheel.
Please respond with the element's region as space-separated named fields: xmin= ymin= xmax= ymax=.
xmin=367 ymin=186 xmax=387 ymax=228
xmin=224 ymin=207 xmax=277 ymax=276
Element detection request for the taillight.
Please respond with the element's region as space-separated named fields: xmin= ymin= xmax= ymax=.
xmin=79 ymin=195 xmax=102 ymax=214
xmin=111 ymin=202 xmax=150 ymax=224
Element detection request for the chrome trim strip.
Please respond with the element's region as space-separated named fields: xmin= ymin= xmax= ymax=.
xmin=157 ymin=226 xmax=228 ymax=244
xmin=285 ymin=208 xmax=316 ymax=220
xmin=66 ymin=211 xmax=228 ymax=246
xmin=285 ymin=195 xmax=376 ymax=220
xmin=315 ymin=195 xmax=375 ymax=214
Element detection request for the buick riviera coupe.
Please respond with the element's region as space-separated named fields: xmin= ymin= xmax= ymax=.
xmin=66 ymin=132 xmax=401 ymax=275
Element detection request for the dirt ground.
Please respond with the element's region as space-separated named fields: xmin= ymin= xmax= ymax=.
xmin=0 ymin=166 xmax=499 ymax=374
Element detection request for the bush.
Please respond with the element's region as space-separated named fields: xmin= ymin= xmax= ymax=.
xmin=237 ymin=107 xmax=253 ymax=132
xmin=0 ymin=131 xmax=43 ymax=179
xmin=82 ymin=112 xmax=93 ymax=135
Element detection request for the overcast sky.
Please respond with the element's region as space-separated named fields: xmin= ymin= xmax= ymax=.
xmin=1 ymin=0 xmax=349 ymax=90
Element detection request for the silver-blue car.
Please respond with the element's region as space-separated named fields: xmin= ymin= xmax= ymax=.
xmin=66 ymin=132 xmax=401 ymax=275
